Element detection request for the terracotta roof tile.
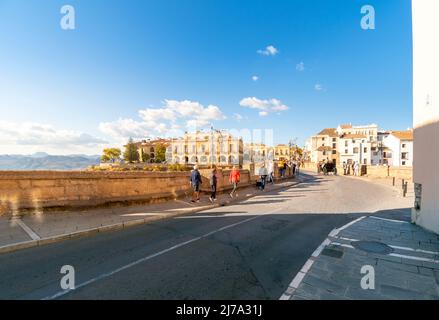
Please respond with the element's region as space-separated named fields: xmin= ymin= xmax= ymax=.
xmin=317 ymin=128 xmax=338 ymax=137
xmin=390 ymin=130 xmax=413 ymax=141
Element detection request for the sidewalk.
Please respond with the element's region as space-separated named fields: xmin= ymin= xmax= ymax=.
xmin=342 ymin=174 xmax=414 ymax=197
xmin=286 ymin=208 xmax=439 ymax=300
xmin=0 ymin=177 xmax=300 ymax=254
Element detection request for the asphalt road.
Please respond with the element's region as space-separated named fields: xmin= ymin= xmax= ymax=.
xmin=0 ymin=172 xmax=409 ymax=300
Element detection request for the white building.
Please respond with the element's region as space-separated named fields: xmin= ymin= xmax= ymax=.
xmin=336 ymin=124 xmax=378 ymax=166
xmin=411 ymin=0 xmax=439 ymax=234
xmin=169 ymin=130 xmax=243 ymax=166
xmin=308 ymin=128 xmax=339 ymax=164
xmin=381 ymin=131 xmax=413 ymax=167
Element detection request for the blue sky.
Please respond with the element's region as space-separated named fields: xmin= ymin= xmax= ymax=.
xmin=0 ymin=0 xmax=413 ymax=155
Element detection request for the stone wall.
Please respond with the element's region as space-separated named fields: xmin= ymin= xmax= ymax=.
xmin=0 ymin=167 xmax=295 ymax=215
xmin=300 ymin=162 xmax=412 ymax=180
xmin=364 ymin=166 xmax=413 ymax=181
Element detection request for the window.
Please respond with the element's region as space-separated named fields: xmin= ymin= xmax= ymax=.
xmin=402 ymin=144 xmax=406 ymax=148
xmin=345 ymin=141 xmax=348 ymax=147
xmin=332 ymin=138 xmax=337 ymax=142
xmin=322 ymin=138 xmax=326 ymax=141
xmin=345 ymin=149 xmax=348 ymax=154
xmin=402 ymin=152 xmax=408 ymax=160
xmin=323 ymin=151 xmax=327 ymax=156
xmin=322 ymin=143 xmax=325 ymax=147
xmin=332 ymin=150 xmax=337 ymax=155
xmin=402 ymin=161 xmax=406 ymax=166
xmin=353 ymin=147 xmax=359 ymax=154
xmin=332 ymin=143 xmax=337 ymax=148
xmin=364 ymin=147 xmax=367 ymax=153
xmin=363 ymin=159 xmax=367 ymax=165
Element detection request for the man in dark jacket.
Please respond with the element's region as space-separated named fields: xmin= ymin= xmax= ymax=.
xmin=189 ymin=165 xmax=202 ymax=203
xmin=209 ymin=167 xmax=218 ymax=203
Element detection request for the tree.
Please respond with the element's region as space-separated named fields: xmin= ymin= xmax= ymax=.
xmin=124 ymin=138 xmax=140 ymax=163
xmin=101 ymin=148 xmax=121 ymax=163
xmin=155 ymin=143 xmax=167 ymax=163
xmin=140 ymin=148 xmax=150 ymax=163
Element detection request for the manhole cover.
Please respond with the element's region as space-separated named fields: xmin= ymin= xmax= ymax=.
xmin=351 ymin=241 xmax=394 ymax=255
xmin=321 ymin=248 xmax=344 ymax=259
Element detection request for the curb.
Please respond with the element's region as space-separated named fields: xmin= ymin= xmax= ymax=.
xmin=0 ymin=178 xmax=302 ymax=255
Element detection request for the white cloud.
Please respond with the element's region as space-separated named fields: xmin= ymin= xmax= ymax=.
xmin=99 ymin=118 xmax=154 ymax=140
xmin=252 ymin=75 xmax=259 ymax=81
xmin=0 ymin=121 xmax=107 ymax=155
xmin=233 ymin=113 xmax=244 ymax=121
xmin=296 ymin=62 xmax=305 ymax=72
xmin=257 ymin=45 xmax=279 ymax=56
xmin=315 ymin=83 xmax=324 ymax=91
xmin=239 ymin=97 xmax=289 ymax=116
xmin=99 ymin=99 xmax=226 ymax=142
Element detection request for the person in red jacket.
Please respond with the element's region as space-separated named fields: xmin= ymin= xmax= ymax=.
xmin=229 ymin=165 xmax=240 ymax=198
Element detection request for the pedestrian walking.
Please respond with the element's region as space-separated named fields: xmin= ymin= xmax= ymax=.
xmin=209 ymin=167 xmax=218 ymax=203
xmin=267 ymin=160 xmax=274 ymax=184
xmin=343 ymin=161 xmax=347 ymax=175
xmin=258 ymin=164 xmax=268 ymax=190
xmin=322 ymin=162 xmax=328 ymax=175
xmin=354 ymin=161 xmax=360 ymax=176
xmin=189 ymin=165 xmax=202 ymax=202
xmin=229 ymin=165 xmax=241 ymax=198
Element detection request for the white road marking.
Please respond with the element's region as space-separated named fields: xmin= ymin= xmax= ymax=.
xmin=335 ymin=216 xmax=366 ymax=233
xmin=390 ymin=245 xmax=439 ymax=256
xmin=177 ymin=213 xmax=268 ymax=219
xmin=330 ymin=242 xmax=439 ymax=264
xmin=42 ymin=207 xmax=284 ymax=300
xmin=120 ymin=213 xmax=161 ymax=217
xmin=369 ymin=216 xmax=410 ymax=224
xmin=330 ymin=242 xmax=354 ymax=249
xmin=14 ymin=219 xmax=41 ymax=240
xmin=388 ymin=253 xmax=439 ymax=263
xmin=334 ymin=235 xmax=439 ymax=256
xmin=279 ymin=216 xmax=367 ymax=300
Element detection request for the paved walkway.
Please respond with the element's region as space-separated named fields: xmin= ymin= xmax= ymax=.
xmin=288 ymin=208 xmax=439 ymax=300
xmin=0 ymin=177 xmax=299 ymax=252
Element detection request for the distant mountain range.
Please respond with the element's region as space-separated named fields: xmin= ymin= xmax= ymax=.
xmin=0 ymin=153 xmax=100 ymax=170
